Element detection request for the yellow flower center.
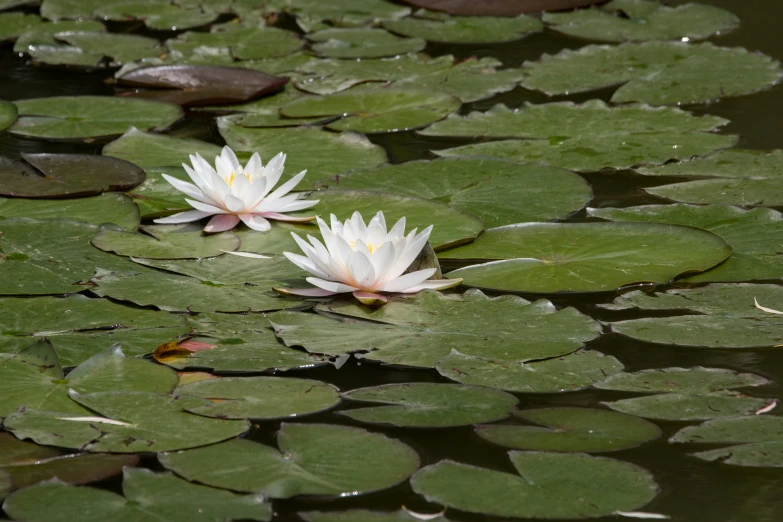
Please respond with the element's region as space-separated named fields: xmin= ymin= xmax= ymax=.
xmin=225 ymin=171 xmax=252 ymax=187
xmin=349 ymin=241 xmax=378 ymax=254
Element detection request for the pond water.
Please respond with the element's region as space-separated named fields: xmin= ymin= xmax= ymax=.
xmin=1 ymin=0 xmax=783 ymax=521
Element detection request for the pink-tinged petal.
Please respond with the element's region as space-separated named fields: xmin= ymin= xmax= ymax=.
xmin=306 ymin=277 xmax=357 ymax=294
xmin=273 ymin=286 xmax=337 ymax=297
xmin=178 ymin=340 xmax=216 ymax=352
xmin=259 ymin=212 xmax=316 ymax=222
xmin=186 ymin=198 xmax=228 ymax=214
xmin=396 ymin=278 xmax=463 ymax=293
xmin=352 ymin=291 xmax=388 ymax=306
xmin=224 ymin=194 xmax=246 ymax=213
xmin=239 ymin=214 xmax=271 ymax=232
xmin=204 ymin=214 xmax=240 ymax=233
xmin=283 ymin=251 xmax=330 ymax=279
xmin=264 ymin=170 xmax=307 ymax=202
xmin=378 ymin=268 xmax=437 ymax=293
xmin=154 ymin=210 xmax=212 ymax=224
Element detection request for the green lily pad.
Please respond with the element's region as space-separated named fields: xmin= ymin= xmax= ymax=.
xmin=670 ymin=416 xmax=783 ymax=467
xmin=0 ymin=12 xmax=43 ymax=40
xmin=272 ymin=290 xmax=601 ymax=369
xmin=92 ymin=224 xmax=240 ymax=260
xmin=435 ymin=349 xmax=623 ymax=392
xmin=10 ymin=96 xmax=182 ymax=140
xmin=2 ymin=467 xmax=271 ymax=522
xmin=159 ymin=423 xmax=419 ymax=498
xmin=167 ymin=24 xmax=302 ymax=60
xmin=0 ymin=0 xmax=38 ymax=11
xmin=0 ymin=433 xmax=138 ymax=496
xmin=308 ymin=28 xmax=425 ymax=59
xmin=281 ymin=88 xmax=461 ymax=134
xmin=317 ymin=158 xmax=591 ymax=227
xmin=596 ymin=367 xmax=771 ymax=393
xmin=543 ymin=0 xmax=739 ymax=42
xmin=94 ymin=1 xmax=218 ymax=31
xmin=0 ymin=294 xmax=187 ymax=366
xmin=0 ymin=193 xmax=139 ymax=231
xmin=103 ymin=127 xmax=223 ymax=169
xmin=175 ymin=376 xmax=340 ymax=419
xmin=12 ymin=19 xmax=104 ymax=55
xmin=604 ymin=284 xmax=783 ymax=348
xmin=441 ymin=222 xmax=732 ymax=293
xmin=339 ymin=383 xmax=517 ymax=427
xmin=217 ymin=126 xmax=388 ymax=185
xmin=384 ymin=11 xmax=542 ymax=43
xmin=603 ymin=391 xmax=770 ymax=421
xmin=4 ymin=391 xmax=250 ymax=453
xmin=411 ymin=451 xmax=658 ymax=519
xmin=55 ymin=31 xmax=163 ymax=65
xmin=0 ymin=341 xmax=178 ymax=417
xmin=90 ymin=265 xmax=303 ymax=313
xmin=637 ymin=149 xmax=783 ymax=178
xmin=127 ymin=167 xmax=189 ymax=218
xmin=521 ymin=42 xmax=782 ymax=106
xmin=132 ymin=254 xmax=305 ymax=286
xmin=589 ymin=204 xmax=783 ymax=283
xmin=475 ymin=407 xmax=661 ymax=452
xmin=40 ymin=0 xmax=107 ymax=19
xmin=265 ymin=0 xmax=411 ymax=30
xmin=300 ymin=511 xmax=452 ymax=522
xmin=425 ymin=101 xmax=735 ymax=172
xmin=0 ymin=100 xmax=16 ymax=132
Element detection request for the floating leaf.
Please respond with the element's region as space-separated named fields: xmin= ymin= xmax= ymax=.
xmin=55 ymin=31 xmax=163 ymax=65
xmin=589 ymin=205 xmax=783 ymax=283
xmin=282 ymin=88 xmax=460 ymax=134
xmin=128 ymin=167 xmax=189 ymax=218
xmin=543 ymin=0 xmax=739 ymax=42
xmin=436 ymin=349 xmax=622 ymax=392
xmin=604 ymin=284 xmax=783 ymax=348
xmin=637 ymin=149 xmax=783 ymax=178
xmin=0 ymin=12 xmax=43 ymax=40
xmin=40 ymin=0 xmax=109 ymax=20
xmin=103 ymin=127 xmax=223 ymax=169
xmin=396 ymin=0 xmax=602 ymax=16
xmin=12 ymin=19 xmax=104 ymax=54
xmin=176 ymin=376 xmax=340 ymax=419
xmin=0 ymin=341 xmax=178 ymax=417
xmin=522 ymin=42 xmax=782 ymax=105
xmin=0 ymin=433 xmax=138 ymax=496
xmin=10 ymin=96 xmax=182 ymax=140
xmin=411 ymin=451 xmax=658 ymax=518
xmin=92 ymin=224 xmax=240 ymax=260
xmin=94 ymin=1 xmax=219 ymax=31
xmin=384 ymin=11 xmax=542 ymax=43
xmin=0 ymin=0 xmax=39 ymax=11
xmin=475 ymin=407 xmax=661 ymax=452
xmin=0 ymin=294 xmax=187 ymax=366
xmin=2 ymin=468 xmax=271 ymax=522
xmin=0 ymin=193 xmax=139 ymax=231
xmin=4 ymin=391 xmax=250 ymax=452
xmin=670 ymin=416 xmax=783 ymax=467
xmin=272 ymin=290 xmax=601 ymax=369
xmin=159 ymin=424 xmax=419 ymax=498
xmin=425 ymin=101 xmax=735 ymax=171
xmin=265 ymin=0 xmax=411 ymax=30
xmin=318 ymin=158 xmax=591 ymax=227
xmin=132 ymin=254 xmax=305 ymax=286
xmin=0 ymin=100 xmax=16 ymax=132
xmin=0 ymin=153 xmax=144 ymax=198
xmin=167 ymin=24 xmax=302 ymax=60
xmin=441 ymin=222 xmax=731 ymax=293
xmin=300 ymin=510 xmax=452 ymax=522
xmin=117 ymin=65 xmax=288 ymax=107
xmin=340 ymin=383 xmax=517 ymax=427
xmin=217 ymin=126 xmax=388 ymax=185
xmin=308 ymin=28 xmax=425 ymax=59
xmin=603 ymin=391 xmax=770 ymax=421
xmin=596 ymin=367 xmax=770 ymax=393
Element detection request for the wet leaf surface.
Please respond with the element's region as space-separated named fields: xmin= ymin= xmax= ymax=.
xmin=167 ymin=24 xmax=303 ymax=61
xmin=0 ymin=101 xmax=16 ymax=132
xmin=308 ymin=28 xmax=425 ymax=59
xmin=384 ymin=11 xmax=542 ymax=43
xmin=92 ymin=224 xmax=240 ymax=260
xmin=397 ymin=0 xmax=603 ymax=16
xmin=0 ymin=193 xmax=139 ymax=231
xmin=103 ymin=127 xmax=223 ymax=169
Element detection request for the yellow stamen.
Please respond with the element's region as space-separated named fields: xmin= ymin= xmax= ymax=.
xmin=226 ymin=171 xmax=235 ymax=187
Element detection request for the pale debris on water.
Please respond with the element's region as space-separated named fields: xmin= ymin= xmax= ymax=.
xmin=402 ymin=505 xmax=447 ymax=520
xmin=615 ymin=511 xmax=670 ymax=519
xmin=220 ymin=249 xmax=272 ymax=259
xmin=755 ymin=399 xmax=778 ymax=415
xmin=754 ymin=297 xmax=783 ymax=315
xmin=55 ymin=416 xmax=134 ymax=427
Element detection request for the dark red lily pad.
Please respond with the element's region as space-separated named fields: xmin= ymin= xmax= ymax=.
xmin=116 ymin=65 xmax=289 ymax=107
xmin=0 ymin=153 xmax=145 ymax=198
xmin=398 ymin=0 xmax=605 ymax=15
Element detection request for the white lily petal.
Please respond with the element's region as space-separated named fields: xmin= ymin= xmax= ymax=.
xmin=154 ymin=210 xmax=212 ymax=224
xmin=264 ymin=170 xmax=308 ymax=202
xmin=221 ymin=250 xmax=272 ymax=259
xmin=186 ymin=198 xmax=228 ymax=214
xmin=243 ymin=152 xmax=263 ymax=180
xmin=306 ymin=277 xmax=357 ymax=294
xmin=283 ymin=251 xmax=330 ymax=279
xmin=378 ymin=268 xmax=436 ymax=293
xmin=161 ymin=174 xmax=207 ymax=202
xmin=238 ymin=214 xmax=271 ymax=231
xmin=261 ymin=152 xmax=286 ymax=197
xmin=395 ymin=277 xmax=462 ymax=293
xmin=224 ymin=194 xmax=246 ymax=213
xmin=221 ymin=145 xmax=242 ymax=173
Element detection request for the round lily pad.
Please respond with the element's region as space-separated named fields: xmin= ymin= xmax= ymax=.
xmin=316 ymin=158 xmax=590 ymax=228
xmin=411 ymin=451 xmax=659 ymax=519
xmin=602 ymin=391 xmax=770 ymax=421
xmin=544 ymin=0 xmax=739 ymax=42
xmin=475 ymin=407 xmax=661 ymax=452
xmin=384 ymin=12 xmax=542 ymax=43
xmin=441 ymin=222 xmax=732 ymax=293
xmin=425 ymin=101 xmax=735 ymax=172
xmin=0 ymin=153 xmax=144 ymax=198
xmin=0 ymin=193 xmax=139 ymax=231
xmin=175 ymin=376 xmax=340 ymax=420
xmin=339 ymin=383 xmax=518 ymax=427
xmin=3 ymin=391 xmax=250 ymax=453
xmin=604 ymin=284 xmax=783 ymax=348
xmin=159 ymin=424 xmax=420 ymax=498
xmin=91 ymin=224 xmax=240 ymax=260
xmin=2 ymin=468 xmax=272 ymax=522
xmin=93 ymin=1 xmax=219 ymax=31
xmin=0 ymin=100 xmax=16 ymax=132
xmin=308 ymin=28 xmax=425 ymax=59
xmin=132 ymin=254 xmax=306 ymax=286
xmin=521 ymin=42 xmax=782 ymax=106
xmin=282 ymin=88 xmax=461 ymax=134
xmin=595 ymin=367 xmax=771 ymax=393
xmin=10 ymin=96 xmax=183 ymax=140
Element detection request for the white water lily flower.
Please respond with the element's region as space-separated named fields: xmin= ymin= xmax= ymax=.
xmin=278 ymin=211 xmax=462 ymax=304
xmin=154 ymin=146 xmax=318 ymax=233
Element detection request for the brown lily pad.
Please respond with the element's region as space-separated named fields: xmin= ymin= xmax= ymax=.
xmin=399 ymin=0 xmax=604 ymax=15
xmin=116 ymin=65 xmax=289 ymax=107
xmin=0 ymin=153 xmax=145 ymax=198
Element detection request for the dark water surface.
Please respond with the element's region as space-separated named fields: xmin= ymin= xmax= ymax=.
xmin=1 ymin=1 xmax=782 ymax=521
